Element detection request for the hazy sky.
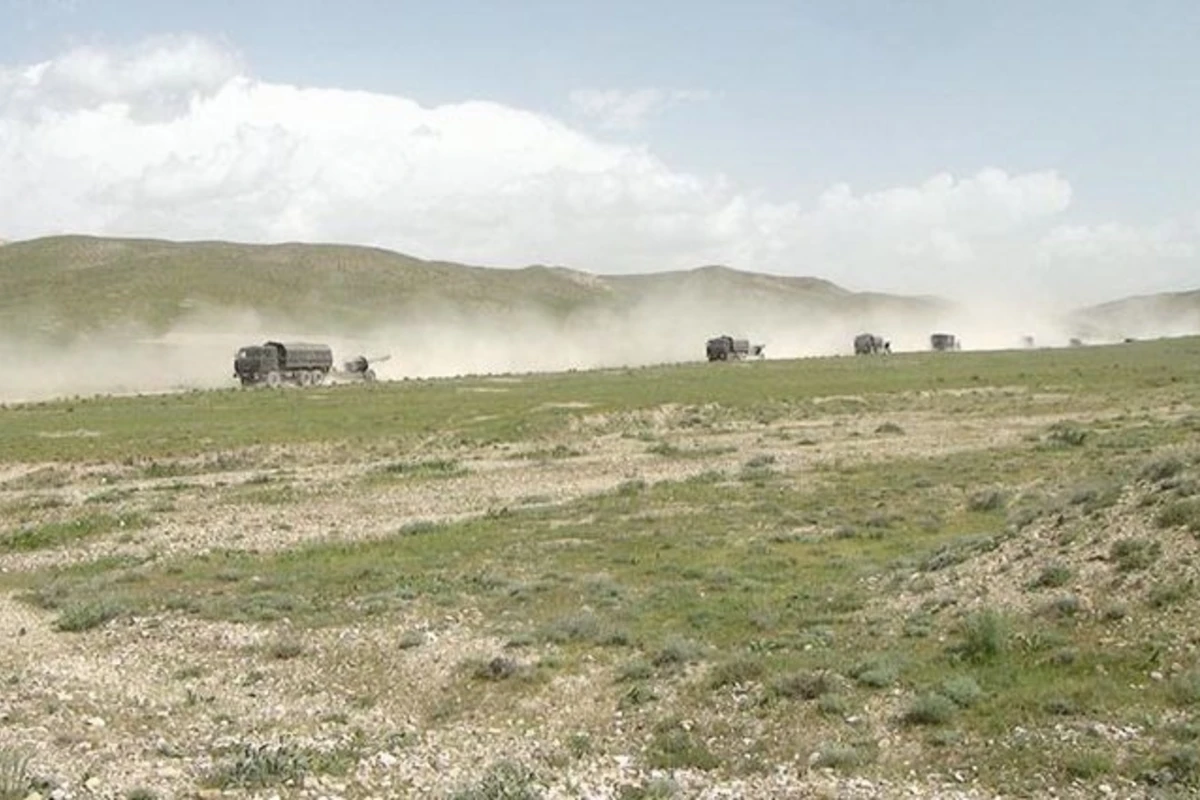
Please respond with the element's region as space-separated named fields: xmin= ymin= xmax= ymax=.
xmin=1 ymin=0 xmax=1198 ymax=306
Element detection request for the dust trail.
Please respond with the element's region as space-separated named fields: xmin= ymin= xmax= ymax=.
xmin=0 ymin=293 xmax=1192 ymax=403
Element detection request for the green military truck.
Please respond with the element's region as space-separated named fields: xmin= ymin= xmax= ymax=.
xmin=234 ymin=341 xmax=334 ymax=387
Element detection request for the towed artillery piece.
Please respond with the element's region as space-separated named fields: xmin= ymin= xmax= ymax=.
xmin=332 ymin=354 xmax=391 ymax=383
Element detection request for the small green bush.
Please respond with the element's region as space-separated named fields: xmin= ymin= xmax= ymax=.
xmin=1028 ymin=563 xmax=1073 ymax=589
xmin=1110 ymin=538 xmax=1163 ymax=572
xmin=902 ymin=693 xmax=957 ymax=726
xmin=645 ymin=722 xmax=719 ymax=771
xmin=1168 ymin=670 xmax=1200 ymax=707
xmin=451 ymin=761 xmax=541 ymax=800
xmin=967 ymin=489 xmax=1007 ymax=513
xmin=1046 ymin=423 xmax=1089 ymax=447
xmin=706 ymin=656 xmax=764 ymax=689
xmin=0 ymin=747 xmax=32 ymax=800
xmin=651 ymin=637 xmax=705 ymax=668
xmin=1142 ymin=456 xmax=1185 ymax=483
xmin=55 ymin=600 xmax=124 ymax=632
xmin=940 ymin=675 xmax=984 ymax=707
xmin=953 ymin=610 xmax=1008 ymax=663
xmin=768 ymin=670 xmax=832 ymax=700
xmin=1157 ymin=499 xmax=1200 ymax=533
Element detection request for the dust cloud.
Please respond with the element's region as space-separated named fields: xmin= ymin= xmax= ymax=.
xmin=0 ymin=291 xmax=1192 ymax=404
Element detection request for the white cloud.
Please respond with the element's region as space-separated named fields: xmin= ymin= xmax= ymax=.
xmin=568 ymin=87 xmax=712 ymax=131
xmin=0 ymin=36 xmax=1196 ymax=307
xmin=1040 ymin=221 xmax=1196 ymax=262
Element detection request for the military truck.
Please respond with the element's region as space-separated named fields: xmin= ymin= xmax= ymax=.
xmin=706 ymin=335 xmax=765 ymax=362
xmin=234 ymin=341 xmax=334 ymax=387
xmin=930 ymin=333 xmax=961 ymax=352
xmin=853 ymin=333 xmax=890 ymax=355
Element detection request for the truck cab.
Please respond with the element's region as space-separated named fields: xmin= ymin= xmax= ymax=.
xmin=234 ymin=345 xmax=280 ymax=385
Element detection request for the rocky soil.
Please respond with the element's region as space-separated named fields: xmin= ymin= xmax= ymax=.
xmin=0 ymin=400 xmax=1180 ymax=799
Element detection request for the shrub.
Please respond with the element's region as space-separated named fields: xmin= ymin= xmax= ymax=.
xmin=953 ymin=610 xmax=1008 ymax=663
xmin=1041 ymin=594 xmax=1083 ymax=619
xmin=1157 ymin=500 xmax=1200 ymax=533
xmin=451 ymin=761 xmax=541 ymax=800
xmin=707 ymin=656 xmax=765 ymax=689
xmin=1046 ymin=423 xmax=1088 ymax=447
xmin=615 ymin=658 xmax=653 ymax=683
xmin=811 ymin=742 xmax=873 ymax=769
xmin=619 ymin=683 xmax=658 ymax=709
xmin=645 ymin=722 xmax=719 ymax=771
xmin=854 ymin=664 xmax=898 ymax=689
xmin=817 ymin=694 xmax=851 ymax=717
xmin=651 ymin=637 xmax=705 ymax=668
xmin=0 ymin=748 xmax=31 ymax=800
xmin=266 ymin=637 xmax=305 ymax=661
xmin=470 ymin=656 xmax=525 ymax=682
xmin=940 ymin=675 xmax=984 ymax=707
xmin=1110 ymin=538 xmax=1162 ymax=572
xmin=967 ymin=489 xmax=1007 ymax=513
xmin=205 ymin=743 xmax=312 ymax=790
xmin=1143 ymin=456 xmax=1185 ymax=483
xmin=1168 ymin=670 xmax=1200 ymax=707
xmin=902 ymin=693 xmax=956 ymax=726
xmin=1064 ymin=751 xmax=1114 ymax=780
xmin=55 ymin=600 xmax=124 ymax=632
xmin=1148 ymin=581 xmax=1194 ymax=609
xmin=768 ymin=670 xmax=832 ymax=700
xmin=1028 ymin=563 xmax=1073 ymax=589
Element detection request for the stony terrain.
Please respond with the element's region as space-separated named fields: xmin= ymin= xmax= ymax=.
xmin=1 ymin=358 xmax=1199 ymax=799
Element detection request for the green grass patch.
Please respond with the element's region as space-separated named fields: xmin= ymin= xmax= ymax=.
xmin=0 ymin=512 xmax=149 ymax=552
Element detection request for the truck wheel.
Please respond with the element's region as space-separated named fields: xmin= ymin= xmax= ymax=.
xmin=311 ymin=371 xmax=325 ymax=386
xmin=298 ymin=370 xmax=312 ymax=387
xmin=266 ymin=371 xmax=282 ymax=388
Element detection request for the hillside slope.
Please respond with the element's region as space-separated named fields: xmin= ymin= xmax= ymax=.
xmin=0 ymin=235 xmax=947 ymax=341
xmin=1068 ymin=289 xmax=1200 ymax=341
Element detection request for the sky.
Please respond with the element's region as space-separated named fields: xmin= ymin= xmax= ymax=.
xmin=1 ymin=0 xmax=1198 ymax=307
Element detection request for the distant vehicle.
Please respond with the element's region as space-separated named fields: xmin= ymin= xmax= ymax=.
xmin=1021 ymin=335 xmax=1036 ymax=348
xmin=234 ymin=341 xmax=334 ymax=387
xmin=1069 ymin=337 xmax=1084 ymax=347
xmin=930 ymin=333 xmax=961 ymax=352
xmin=706 ymin=335 xmax=764 ymax=362
xmin=853 ymin=333 xmax=890 ymax=355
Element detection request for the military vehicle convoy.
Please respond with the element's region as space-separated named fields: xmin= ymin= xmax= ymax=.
xmin=234 ymin=341 xmax=389 ymax=387
xmin=706 ymin=335 xmax=765 ymax=362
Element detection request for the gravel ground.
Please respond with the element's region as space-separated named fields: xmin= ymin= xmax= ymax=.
xmin=0 ymin=405 xmax=1168 ymax=799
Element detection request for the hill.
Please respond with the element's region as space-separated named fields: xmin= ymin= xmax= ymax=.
xmin=0 ymin=235 xmax=948 ymax=343
xmin=1068 ymin=289 xmax=1200 ymax=342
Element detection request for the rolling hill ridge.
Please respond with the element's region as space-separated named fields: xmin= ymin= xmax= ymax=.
xmin=0 ymin=235 xmax=949 ymax=342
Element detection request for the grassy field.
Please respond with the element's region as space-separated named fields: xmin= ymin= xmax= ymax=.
xmin=1 ymin=337 xmax=1199 ymax=798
